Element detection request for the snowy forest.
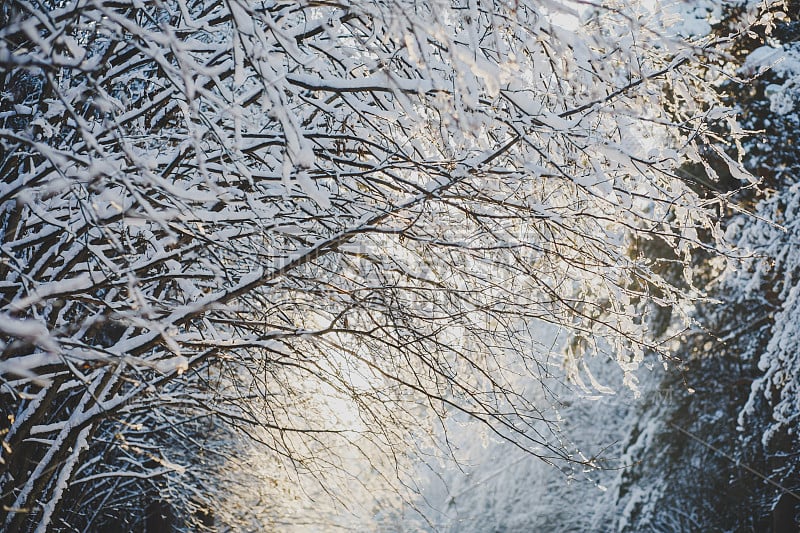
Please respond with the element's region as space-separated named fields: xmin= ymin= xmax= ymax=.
xmin=0 ymin=0 xmax=799 ymax=531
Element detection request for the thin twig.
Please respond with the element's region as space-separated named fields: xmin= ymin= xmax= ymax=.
xmin=669 ymin=422 xmax=800 ymax=501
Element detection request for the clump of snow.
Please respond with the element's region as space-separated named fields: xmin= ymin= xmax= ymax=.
xmin=743 ymin=43 xmax=800 ymax=115
xmin=0 ymin=316 xmax=58 ymax=353
xmin=154 ymin=355 xmax=189 ymax=375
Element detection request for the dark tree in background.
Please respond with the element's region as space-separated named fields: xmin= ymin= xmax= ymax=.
xmin=613 ymin=1 xmax=800 ymax=530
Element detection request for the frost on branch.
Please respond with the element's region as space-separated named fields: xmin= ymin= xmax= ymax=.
xmin=0 ymin=0 xmax=747 ymax=529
